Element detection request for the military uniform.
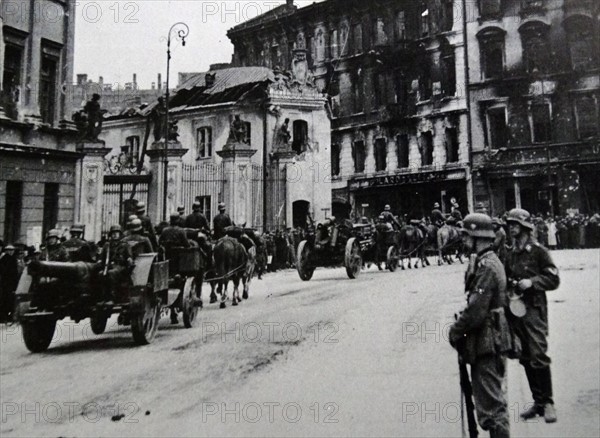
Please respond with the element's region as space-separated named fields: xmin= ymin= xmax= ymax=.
xmin=159 ymin=225 xmax=190 ymax=250
xmin=99 ymin=236 xmax=133 ymax=302
xmin=380 ymin=210 xmax=401 ymax=230
xmin=493 ymin=227 xmax=507 ymax=264
xmin=41 ymin=244 xmax=69 ymax=262
xmin=121 ymin=233 xmax=154 ymax=258
xmin=450 ymin=248 xmax=511 ymax=436
xmin=213 ymin=213 xmax=233 ymax=239
xmin=137 ymin=214 xmax=158 ymax=249
xmin=63 ymin=236 xmax=95 ymax=262
xmin=505 ymin=237 xmax=559 ymax=412
xmin=185 ymin=211 xmax=210 ymax=233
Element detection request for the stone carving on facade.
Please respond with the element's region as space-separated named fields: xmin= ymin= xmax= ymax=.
xmin=84 ymin=165 xmax=99 ymax=204
xmin=418 ymin=118 xmax=435 ymax=135
xmin=104 ymin=150 xmax=150 ymax=175
xmin=226 ymin=114 xmax=249 ymax=146
xmin=274 ymin=118 xmax=292 ymax=151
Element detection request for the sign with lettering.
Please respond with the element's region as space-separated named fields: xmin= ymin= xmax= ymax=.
xmin=348 ymin=169 xmax=466 ymax=191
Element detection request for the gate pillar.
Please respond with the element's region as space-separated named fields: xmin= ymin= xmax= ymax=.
xmin=217 ymin=142 xmax=257 ymax=226
xmin=75 ymin=142 xmax=107 ymax=243
xmin=272 ymin=149 xmax=296 ymax=229
xmin=147 ymin=141 xmax=188 ymax=224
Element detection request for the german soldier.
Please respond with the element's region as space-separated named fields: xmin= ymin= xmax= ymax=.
xmin=185 ymin=202 xmax=210 ymax=233
xmin=41 ymin=229 xmax=69 ymax=262
xmin=379 ymin=204 xmax=402 ymax=230
xmin=99 ymin=225 xmax=133 ymax=303
xmin=122 ymin=219 xmax=154 ymax=257
xmin=63 ymin=224 xmax=95 ymax=262
xmin=135 ymin=202 xmax=158 ymax=250
xmin=160 ymin=214 xmax=191 ymax=254
xmin=431 ymin=202 xmax=445 ymax=227
xmin=492 ymin=217 xmax=507 ymax=264
xmin=213 ymin=202 xmax=233 ymax=240
xmin=505 ymin=208 xmax=560 ymax=423
xmin=449 ymin=213 xmax=511 ymax=438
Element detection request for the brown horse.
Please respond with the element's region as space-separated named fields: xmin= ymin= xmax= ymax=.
xmin=436 ymin=224 xmax=464 ymax=265
xmin=399 ymin=224 xmax=427 ymax=269
xmin=210 ymin=237 xmax=248 ymax=308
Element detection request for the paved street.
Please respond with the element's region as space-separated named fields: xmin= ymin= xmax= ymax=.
xmin=1 ymin=250 xmax=598 ymax=437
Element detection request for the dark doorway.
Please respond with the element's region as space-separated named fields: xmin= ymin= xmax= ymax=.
xmin=292 ymin=200 xmax=310 ymax=228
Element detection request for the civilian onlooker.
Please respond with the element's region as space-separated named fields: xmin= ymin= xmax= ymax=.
xmin=547 ymin=217 xmax=558 ymax=250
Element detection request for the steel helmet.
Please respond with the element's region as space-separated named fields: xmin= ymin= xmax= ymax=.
xmin=461 ymin=213 xmax=496 ymax=239
xmin=384 ymin=204 xmax=391 ymax=211
xmin=218 ymin=202 xmax=226 ymax=210
xmin=47 ymin=229 xmax=61 ymax=239
xmin=109 ymin=224 xmax=122 ymax=233
xmin=506 ymin=208 xmax=534 ymax=231
xmin=70 ymin=224 xmax=84 ymax=233
xmin=136 ymin=202 xmax=146 ymax=213
xmin=433 ymin=202 xmax=440 ymax=209
xmin=129 ymin=219 xmax=143 ymax=232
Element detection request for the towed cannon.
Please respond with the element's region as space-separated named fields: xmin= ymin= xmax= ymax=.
xmin=15 ymin=253 xmax=172 ymax=353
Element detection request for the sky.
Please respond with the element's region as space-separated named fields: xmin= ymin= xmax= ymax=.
xmin=74 ymin=0 xmax=323 ymax=89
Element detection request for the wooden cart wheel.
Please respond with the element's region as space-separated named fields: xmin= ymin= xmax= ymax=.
xmin=131 ymin=294 xmax=160 ymax=345
xmin=296 ymin=240 xmax=315 ymax=281
xmin=387 ymin=246 xmax=399 ymax=272
xmin=90 ymin=314 xmax=108 ymax=335
xmin=21 ymin=312 xmax=56 ymax=353
xmin=344 ymin=237 xmax=362 ymax=279
xmin=182 ymin=277 xmax=200 ymax=328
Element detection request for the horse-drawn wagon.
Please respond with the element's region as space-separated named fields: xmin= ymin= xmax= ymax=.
xmin=295 ymin=219 xmax=365 ymax=281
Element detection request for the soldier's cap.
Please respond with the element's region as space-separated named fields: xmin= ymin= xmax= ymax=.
xmin=170 ymin=213 xmax=181 ymax=221
xmin=136 ymin=202 xmax=146 ymax=212
xmin=5 ymin=244 xmax=15 ymax=250
xmin=461 ymin=213 xmax=496 ymax=239
xmin=192 ymin=201 xmax=202 ymax=210
xmin=384 ymin=204 xmax=391 ymax=211
xmin=218 ymin=202 xmax=226 ymax=210
xmin=506 ymin=208 xmax=535 ymax=231
xmin=109 ymin=225 xmax=122 ymax=233
xmin=70 ymin=224 xmax=84 ymax=233
xmin=47 ymin=229 xmax=61 ymax=239
xmin=433 ymin=202 xmax=440 ymax=208
xmin=129 ymin=219 xmax=143 ymax=231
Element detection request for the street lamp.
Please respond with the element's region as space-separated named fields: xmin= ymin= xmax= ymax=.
xmin=161 ymin=22 xmax=189 ymax=221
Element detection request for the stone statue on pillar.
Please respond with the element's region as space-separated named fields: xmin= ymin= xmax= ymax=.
xmin=274 ymin=118 xmax=292 ymax=151
xmin=150 ymin=96 xmax=168 ymax=142
xmin=73 ymin=93 xmax=106 ymax=142
xmin=224 ymin=114 xmax=250 ymax=149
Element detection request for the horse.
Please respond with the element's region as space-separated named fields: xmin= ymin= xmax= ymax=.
xmin=436 ymin=224 xmax=464 ymax=265
xmin=398 ymin=223 xmax=427 ymax=269
xmin=423 ymin=224 xmax=440 ymax=265
xmin=209 ymin=237 xmax=248 ymax=309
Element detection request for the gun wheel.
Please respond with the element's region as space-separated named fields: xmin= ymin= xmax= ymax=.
xmin=296 ymin=241 xmax=315 ymax=281
xmin=182 ymin=277 xmax=200 ymax=328
xmin=22 ymin=318 xmax=56 ymax=353
xmin=345 ymin=238 xmax=362 ymax=279
xmin=387 ymin=246 xmax=399 ymax=272
xmin=131 ymin=296 xmax=160 ymax=345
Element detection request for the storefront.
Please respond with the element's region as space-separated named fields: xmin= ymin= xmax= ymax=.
xmin=348 ymin=167 xmax=469 ymax=220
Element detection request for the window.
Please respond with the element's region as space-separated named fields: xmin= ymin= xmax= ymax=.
xmin=420 ymin=5 xmax=430 ymax=37
xmin=441 ymin=0 xmax=454 ymax=32
xmin=292 ymin=120 xmax=309 ymax=155
xmin=445 ymin=128 xmax=459 ymax=163
xmin=574 ymin=95 xmax=599 ymax=139
xmin=419 ymin=62 xmax=432 ymax=101
xmin=374 ymin=72 xmax=387 ymax=108
xmin=520 ymin=23 xmax=550 ymax=73
xmin=395 ymin=11 xmax=406 ymax=40
xmin=340 ymin=24 xmax=350 ymax=57
xmin=374 ymin=138 xmax=387 ymax=171
xmin=2 ymin=43 xmax=23 ymax=120
xmin=565 ymin=18 xmax=598 ymax=71
xmin=521 ymin=0 xmax=544 ymax=12
xmin=353 ymin=23 xmax=363 ymax=54
xmin=315 ymin=30 xmax=326 ymax=61
xmin=441 ymin=40 xmax=456 ymax=96
xmin=195 ymin=196 xmax=211 ymax=221
xmin=530 ymin=102 xmax=552 ymax=143
xmin=330 ymin=30 xmax=339 ymax=58
xmin=478 ymin=28 xmax=505 ymax=79
xmin=124 ymin=136 xmax=140 ymax=160
xmin=270 ymin=43 xmax=280 ymax=68
xmin=352 ymin=71 xmax=364 ymax=113
xmin=42 ymin=183 xmax=59 ymax=239
xmin=479 ymin=0 xmax=502 ymax=18
xmin=196 ymin=127 xmax=212 ymax=159
xmin=396 ymin=134 xmax=410 ymax=168
xmin=374 ymin=18 xmax=388 ymax=46
xmin=487 ymin=106 xmax=508 ymax=148
xmin=352 ymin=140 xmax=366 ymax=173
xmin=40 ymin=50 xmax=59 ymax=124
xmin=420 ymin=132 xmax=434 ymax=166
xmin=331 ymin=143 xmax=341 ymax=176
xmin=3 ymin=181 xmax=23 ymax=243
xmin=393 ymin=72 xmax=409 ymax=104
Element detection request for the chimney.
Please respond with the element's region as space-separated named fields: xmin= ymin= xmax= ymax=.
xmin=99 ymin=76 xmax=104 ymax=85
xmin=205 ymin=73 xmax=216 ymax=88
xmin=158 ymin=73 xmax=162 ymax=90
xmin=286 ymin=0 xmax=293 ymax=6
xmin=133 ymin=73 xmax=137 ymax=89
xmin=151 ymin=82 xmax=156 ymax=90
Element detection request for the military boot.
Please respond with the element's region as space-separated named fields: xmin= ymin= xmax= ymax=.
xmin=490 ymin=423 xmax=510 ymax=438
xmin=520 ymin=403 xmax=544 ymax=420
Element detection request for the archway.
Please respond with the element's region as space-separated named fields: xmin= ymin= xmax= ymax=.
xmin=292 ymin=200 xmax=311 ymax=228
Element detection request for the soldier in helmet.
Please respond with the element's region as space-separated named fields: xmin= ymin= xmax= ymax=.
xmin=449 ymin=213 xmax=511 ymax=438
xmin=492 ymin=217 xmax=507 ymax=264
xmin=135 ymin=202 xmax=158 ymax=250
xmin=379 ymin=204 xmax=402 ymax=230
xmin=213 ymin=202 xmax=233 ymax=240
xmin=63 ymin=224 xmax=95 ymax=262
xmin=122 ymin=219 xmax=154 ymax=257
xmin=41 ymin=229 xmax=69 ymax=262
xmin=99 ymin=225 xmax=134 ymax=303
xmin=185 ymin=201 xmax=210 ymax=234
xmin=505 ymin=208 xmax=560 ymax=423
xmin=431 ymin=202 xmax=445 ymax=227
xmin=160 ymin=213 xmax=191 ymax=254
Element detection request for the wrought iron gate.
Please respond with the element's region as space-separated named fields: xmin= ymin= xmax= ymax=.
xmin=102 ymin=175 xmax=150 ymax=235
xmin=181 ymin=162 xmax=225 ymax=222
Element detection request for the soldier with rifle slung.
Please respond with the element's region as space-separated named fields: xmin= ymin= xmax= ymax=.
xmin=99 ymin=225 xmax=133 ymax=304
xmin=63 ymin=224 xmax=96 ymax=262
xmin=41 ymin=229 xmax=69 ymax=262
xmin=449 ymin=213 xmax=512 ymax=438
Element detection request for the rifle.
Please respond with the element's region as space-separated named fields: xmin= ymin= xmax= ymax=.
xmin=103 ymin=245 xmax=110 ymax=277
xmin=456 ymin=338 xmax=478 ymax=438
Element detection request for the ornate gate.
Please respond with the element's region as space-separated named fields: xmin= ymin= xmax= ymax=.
xmin=181 ymin=162 xmax=226 ymax=222
xmin=102 ymin=174 xmax=151 ymax=235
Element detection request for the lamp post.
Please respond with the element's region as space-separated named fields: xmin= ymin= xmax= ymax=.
xmin=162 ymin=22 xmax=189 ymax=221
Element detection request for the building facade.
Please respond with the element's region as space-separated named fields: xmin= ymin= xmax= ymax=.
xmin=1 ymin=0 xmax=79 ymax=246
xmin=228 ymin=0 xmax=472 ymax=220
xmin=467 ymin=0 xmax=599 ymax=216
xmin=99 ymin=65 xmax=332 ymax=240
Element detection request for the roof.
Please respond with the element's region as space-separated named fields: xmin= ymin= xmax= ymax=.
xmin=177 ymin=67 xmax=274 ymax=95
xmin=227 ymin=3 xmax=297 ymax=35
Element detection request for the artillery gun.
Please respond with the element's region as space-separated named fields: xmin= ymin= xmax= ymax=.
xmin=14 ymin=253 xmax=176 ymax=352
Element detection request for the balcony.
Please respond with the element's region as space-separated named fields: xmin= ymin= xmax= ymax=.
xmin=382 ymin=102 xmax=417 ymax=123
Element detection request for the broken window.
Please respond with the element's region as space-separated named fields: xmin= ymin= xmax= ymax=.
xmin=445 ymin=128 xmax=459 ymax=163
xmin=479 ymin=0 xmax=502 ymax=18
xmin=374 ymin=138 xmax=387 ymax=172
xmin=40 ymin=48 xmax=59 ymax=125
xmin=565 ymin=18 xmax=598 ymax=71
xmin=2 ymin=43 xmax=23 ymax=120
xmin=373 ymin=72 xmax=387 ymax=108
xmin=478 ymin=28 xmax=505 ymax=79
xmin=353 ymin=71 xmax=364 ymax=113
xmin=441 ymin=39 xmax=456 ymax=96
xmin=530 ymin=101 xmax=552 ymax=143
xmin=352 ymin=140 xmax=366 ymax=173
xmin=520 ymin=22 xmax=550 ymax=73
xmin=487 ymin=106 xmax=508 ymax=149
xmin=353 ymin=23 xmax=363 ymax=54
xmin=419 ymin=62 xmax=432 ymax=101
xmin=574 ymin=95 xmax=598 ymax=139
xmin=374 ymin=17 xmax=388 ymax=46
xmin=330 ymin=30 xmax=339 ymax=59
xmin=395 ymin=10 xmax=406 ymax=40
xmin=396 ymin=134 xmax=410 ymax=168
xmin=441 ymin=0 xmax=454 ymax=32
xmin=420 ymin=132 xmax=434 ymax=166
xmin=331 ymin=143 xmax=341 ymax=176
xmin=270 ymin=43 xmax=280 ymax=68
xmin=196 ymin=127 xmax=213 ymax=159
xmin=420 ymin=5 xmax=430 ymax=37
xmin=4 ymin=181 xmax=23 ymax=243
xmin=292 ymin=120 xmax=309 ymax=154
xmin=521 ymin=0 xmax=544 ymax=12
